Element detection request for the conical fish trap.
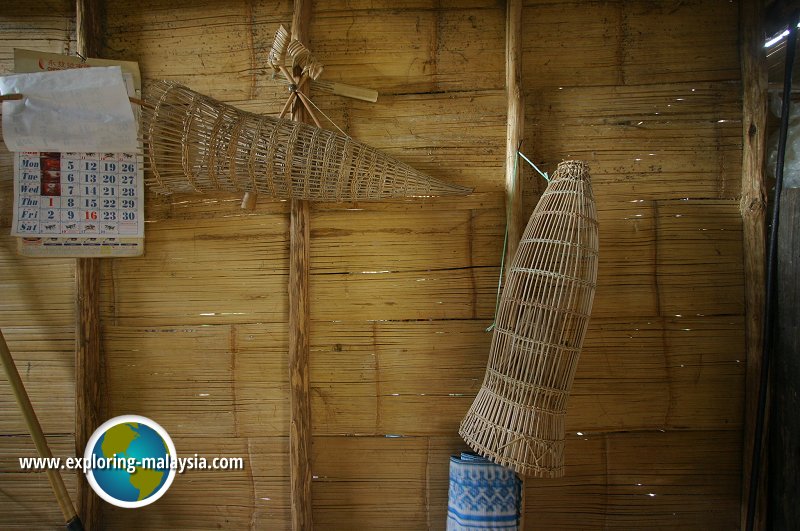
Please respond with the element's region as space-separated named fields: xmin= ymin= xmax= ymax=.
xmin=459 ymin=160 xmax=598 ymax=477
xmin=142 ymin=80 xmax=471 ymax=200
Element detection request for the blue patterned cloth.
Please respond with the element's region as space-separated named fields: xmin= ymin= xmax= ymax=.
xmin=447 ymin=452 xmax=521 ymax=530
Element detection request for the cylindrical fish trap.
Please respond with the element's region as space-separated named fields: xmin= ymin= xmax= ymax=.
xmin=459 ymin=160 xmax=598 ymax=477
xmin=142 ymin=80 xmax=472 ymax=200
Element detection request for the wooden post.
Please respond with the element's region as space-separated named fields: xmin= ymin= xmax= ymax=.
xmin=771 ymin=188 xmax=800 ymax=530
xmin=505 ymin=0 xmax=526 ymax=527
xmin=739 ymin=1 xmax=767 ymax=529
xmin=289 ymin=1 xmax=313 ymax=529
xmin=504 ymin=0 xmax=524 ymax=266
xmin=75 ymin=1 xmax=104 ymax=529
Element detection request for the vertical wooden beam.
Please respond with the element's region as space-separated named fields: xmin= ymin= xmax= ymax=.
xmin=505 ymin=0 xmax=526 ymax=527
xmin=75 ymin=1 xmax=104 ymax=529
xmin=739 ymin=1 xmax=767 ymax=529
xmin=505 ymin=0 xmax=525 ymax=266
xmin=772 ymin=187 xmax=800 ymax=530
xmin=289 ymin=1 xmax=313 ymax=529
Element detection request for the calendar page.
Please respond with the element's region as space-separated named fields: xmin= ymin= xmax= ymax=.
xmin=10 ymin=49 xmax=144 ymax=257
xmin=12 ymin=151 xmax=143 ymax=237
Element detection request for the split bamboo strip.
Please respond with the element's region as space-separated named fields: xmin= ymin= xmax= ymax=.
xmin=141 ymin=81 xmax=472 ymax=201
xmin=75 ymin=1 xmax=103 ymax=528
xmin=460 ymin=160 xmax=598 ymax=477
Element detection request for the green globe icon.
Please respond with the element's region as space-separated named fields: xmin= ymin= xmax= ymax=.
xmin=85 ymin=415 xmax=176 ymax=508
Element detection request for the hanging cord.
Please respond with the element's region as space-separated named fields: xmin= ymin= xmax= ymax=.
xmin=746 ymin=12 xmax=799 ymax=531
xmin=300 ymin=92 xmax=351 ymax=138
xmin=486 ymin=152 xmax=549 ymax=332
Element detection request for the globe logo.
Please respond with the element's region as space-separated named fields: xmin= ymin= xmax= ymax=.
xmin=84 ymin=415 xmax=177 ymax=508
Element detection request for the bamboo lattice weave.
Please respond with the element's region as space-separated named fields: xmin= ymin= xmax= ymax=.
xmin=459 ymin=160 xmax=598 ymax=477
xmin=142 ymin=80 xmax=472 ymax=200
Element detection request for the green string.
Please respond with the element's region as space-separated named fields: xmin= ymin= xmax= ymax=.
xmin=518 ymin=151 xmax=549 ymax=182
xmin=485 ymin=151 xmax=548 ymax=333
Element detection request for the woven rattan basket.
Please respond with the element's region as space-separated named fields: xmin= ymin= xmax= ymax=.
xmin=141 ymin=80 xmax=471 ymax=200
xmin=459 ymin=160 xmax=598 ymax=477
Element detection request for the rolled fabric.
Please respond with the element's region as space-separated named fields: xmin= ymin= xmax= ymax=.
xmin=447 ymin=452 xmax=522 ymax=530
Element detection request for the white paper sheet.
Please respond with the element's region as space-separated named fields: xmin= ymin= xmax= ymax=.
xmin=0 ymin=66 xmax=137 ymax=153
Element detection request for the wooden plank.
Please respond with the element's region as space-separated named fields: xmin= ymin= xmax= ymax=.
xmin=622 ymin=0 xmax=740 ymax=85
xmin=98 ymin=215 xmax=289 ymax=326
xmin=311 ymin=436 xmax=428 ymax=530
xmin=592 ymin=201 xmax=659 ymax=318
xmin=308 ymin=4 xmax=505 ymax=93
xmin=524 ymin=435 xmax=608 ymax=528
xmin=739 ymin=1 xmax=769 ymax=529
xmin=103 ymin=326 xmax=236 ymax=437
xmin=604 ymin=430 xmax=741 ymax=529
xmin=233 ymin=323 xmax=291 ymax=437
xmin=309 ymin=207 xmax=504 ymax=272
xmin=524 ymin=83 xmax=743 ymax=201
xmin=103 ymin=436 xmax=291 ymax=530
xmin=99 ymin=314 xmax=744 ymax=445
xmin=655 ymin=199 xmax=745 ymax=316
xmin=309 ymin=266 xmax=497 ymax=322
xmin=521 ymin=1 xmax=623 ymax=88
xmin=0 ymin=236 xmax=76 ymax=327
xmin=525 ymin=431 xmax=741 ymax=529
xmin=103 ymin=0 xmax=292 ymax=102
xmin=340 ymin=91 xmax=506 ymax=192
xmin=771 ymin=188 xmax=800 ymax=530
xmin=309 ymin=322 xmax=377 ymax=435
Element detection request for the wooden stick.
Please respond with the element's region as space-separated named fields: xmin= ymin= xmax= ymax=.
xmin=295 ymin=91 xmax=323 ymax=129
xmin=739 ymin=1 xmax=768 ymax=529
xmin=1 ymin=94 xmax=141 ymax=105
xmin=75 ymin=1 xmax=104 ymax=529
xmin=289 ymin=0 xmax=313 ymax=529
xmin=504 ymin=0 xmax=526 ymax=526
xmin=504 ymin=0 xmax=525 ymax=267
xmin=0 ymin=330 xmax=83 ymax=530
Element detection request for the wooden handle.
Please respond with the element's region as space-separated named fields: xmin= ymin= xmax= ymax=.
xmin=0 ymin=93 xmax=142 ymax=105
xmin=0 ymin=329 xmax=80 ymax=525
xmin=312 ymin=80 xmax=378 ymax=103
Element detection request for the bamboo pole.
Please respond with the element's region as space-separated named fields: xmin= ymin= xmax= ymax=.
xmin=739 ymin=1 xmax=767 ymax=529
xmin=504 ymin=0 xmax=524 ymax=266
xmin=75 ymin=1 xmax=104 ymax=529
xmin=505 ymin=0 xmax=526 ymax=526
xmin=0 ymin=330 xmax=83 ymax=530
xmin=289 ymin=0 xmax=313 ymax=529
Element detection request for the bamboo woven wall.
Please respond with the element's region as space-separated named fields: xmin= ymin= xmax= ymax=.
xmin=0 ymin=0 xmax=744 ymax=529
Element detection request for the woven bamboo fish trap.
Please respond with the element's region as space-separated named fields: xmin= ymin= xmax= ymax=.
xmin=141 ymin=80 xmax=471 ymax=200
xmin=459 ymin=160 xmax=598 ymax=478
